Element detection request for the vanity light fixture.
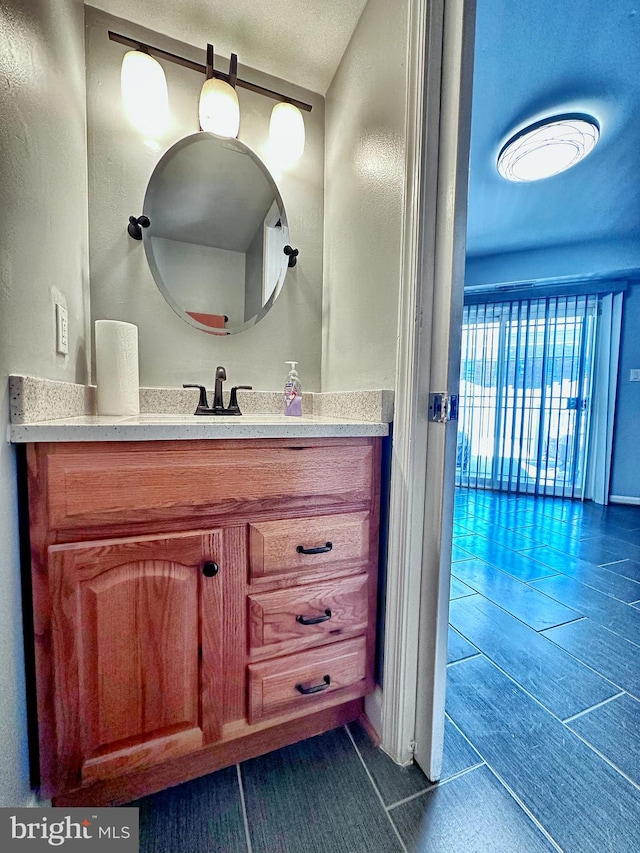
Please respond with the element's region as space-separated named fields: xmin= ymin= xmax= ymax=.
xmin=120 ymin=48 xmax=169 ymax=136
xmin=269 ymin=102 xmax=306 ymax=162
xmin=199 ymin=44 xmax=240 ymax=137
xmin=110 ymin=31 xmax=311 ymax=153
xmin=497 ymin=113 xmax=600 ymax=182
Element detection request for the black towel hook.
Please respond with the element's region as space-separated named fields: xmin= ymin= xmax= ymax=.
xmin=284 ymin=245 xmax=299 ymax=267
xmin=127 ymin=215 xmax=151 ymax=240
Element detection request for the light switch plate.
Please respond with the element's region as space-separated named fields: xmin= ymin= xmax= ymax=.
xmin=56 ymin=303 xmax=68 ymax=355
xmin=630 ymin=369 xmax=640 ymax=382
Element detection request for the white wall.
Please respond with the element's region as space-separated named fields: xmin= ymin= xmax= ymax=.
xmin=0 ymin=0 xmax=89 ymax=806
xmin=610 ymin=282 xmax=640 ymax=500
xmin=465 ymin=238 xmax=640 ymax=287
xmin=322 ymin=0 xmax=409 ymax=391
xmin=85 ymin=6 xmax=325 ymax=392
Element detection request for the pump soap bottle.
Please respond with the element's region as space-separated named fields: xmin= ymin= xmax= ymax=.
xmin=283 ymin=361 xmax=303 ymax=416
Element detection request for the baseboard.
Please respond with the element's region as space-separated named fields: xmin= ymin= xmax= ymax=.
xmin=363 ymin=686 xmax=383 ymax=739
xmin=609 ymin=495 xmax=640 ymax=506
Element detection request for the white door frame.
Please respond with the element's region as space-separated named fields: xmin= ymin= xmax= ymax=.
xmin=376 ymin=0 xmax=476 ymax=774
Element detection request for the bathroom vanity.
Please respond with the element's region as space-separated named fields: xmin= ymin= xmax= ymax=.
xmin=17 ymin=416 xmax=386 ymax=806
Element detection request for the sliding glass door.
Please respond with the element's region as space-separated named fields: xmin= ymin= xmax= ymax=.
xmin=456 ymin=294 xmax=598 ymax=497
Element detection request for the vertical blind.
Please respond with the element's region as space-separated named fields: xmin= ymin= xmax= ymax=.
xmin=456 ymin=294 xmax=598 ymax=498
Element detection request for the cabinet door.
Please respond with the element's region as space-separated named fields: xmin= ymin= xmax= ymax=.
xmin=45 ymin=530 xmax=224 ymax=794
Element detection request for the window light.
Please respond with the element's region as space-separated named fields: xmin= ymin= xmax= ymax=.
xmin=497 ymin=114 xmax=600 ymax=183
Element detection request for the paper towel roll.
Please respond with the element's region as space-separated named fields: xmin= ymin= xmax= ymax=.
xmin=95 ymin=320 xmax=140 ymax=415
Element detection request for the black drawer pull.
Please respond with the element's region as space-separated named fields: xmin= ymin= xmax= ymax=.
xmin=295 ymin=675 xmax=331 ymax=695
xmin=296 ymin=609 xmax=332 ymax=626
xmin=296 ymin=542 xmax=333 ymax=555
xmin=202 ymin=561 xmax=219 ymax=577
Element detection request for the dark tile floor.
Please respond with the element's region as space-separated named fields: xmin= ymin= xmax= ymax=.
xmin=131 ymin=490 xmax=640 ymax=852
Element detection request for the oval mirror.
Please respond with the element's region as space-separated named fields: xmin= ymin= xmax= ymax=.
xmin=142 ymin=132 xmax=291 ymax=335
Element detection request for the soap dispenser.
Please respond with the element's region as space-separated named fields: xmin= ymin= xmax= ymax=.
xmin=283 ymin=361 xmax=302 ymax=416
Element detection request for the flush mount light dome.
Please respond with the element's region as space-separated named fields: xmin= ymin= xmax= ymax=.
xmin=497 ymin=114 xmax=600 ymax=182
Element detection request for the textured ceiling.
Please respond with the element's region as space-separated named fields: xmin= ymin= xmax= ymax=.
xmin=88 ymin=0 xmax=368 ymax=94
xmin=467 ymin=0 xmax=640 ymax=258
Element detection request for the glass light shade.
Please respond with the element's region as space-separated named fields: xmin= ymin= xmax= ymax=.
xmin=269 ymin=102 xmax=305 ymax=163
xmin=121 ymin=50 xmax=169 ymax=136
xmin=497 ymin=115 xmax=599 ymax=182
xmin=199 ymin=78 xmax=240 ymax=137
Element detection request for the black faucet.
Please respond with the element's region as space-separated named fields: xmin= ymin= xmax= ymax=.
xmin=213 ymin=366 xmax=227 ymax=411
xmin=183 ymin=366 xmax=252 ymax=415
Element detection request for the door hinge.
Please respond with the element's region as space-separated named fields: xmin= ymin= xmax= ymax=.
xmin=428 ymin=393 xmax=458 ymax=423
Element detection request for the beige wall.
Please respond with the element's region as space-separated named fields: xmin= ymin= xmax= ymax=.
xmin=0 ymin=0 xmax=89 ymax=806
xmin=322 ymin=0 xmax=409 ymax=391
xmin=86 ymin=7 xmax=325 ymax=393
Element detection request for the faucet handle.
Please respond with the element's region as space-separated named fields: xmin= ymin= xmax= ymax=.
xmin=183 ymin=383 xmax=210 ymax=415
xmin=228 ymin=385 xmax=253 ymax=414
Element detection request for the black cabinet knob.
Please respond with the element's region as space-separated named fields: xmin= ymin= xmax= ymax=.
xmin=202 ymin=561 xmax=219 ymax=577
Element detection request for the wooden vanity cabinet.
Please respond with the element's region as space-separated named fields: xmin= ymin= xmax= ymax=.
xmin=25 ymin=437 xmax=381 ymax=806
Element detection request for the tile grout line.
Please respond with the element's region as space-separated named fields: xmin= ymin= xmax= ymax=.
xmin=446 ymin=654 xmax=481 ymax=668
xmin=385 ymin=762 xmax=485 ymax=812
xmin=444 ymin=715 xmax=565 ymax=852
xmin=454 ymin=584 xmax=626 ymax=691
xmin=534 ymin=616 xmax=586 ymax=633
xmin=448 ymin=651 xmax=618 ymax=728
xmin=526 ymin=560 xmax=640 ymax=605
xmin=343 ymin=725 xmax=409 ymax=853
xmin=565 ymin=723 xmax=640 ymax=792
xmin=236 ymin=764 xmax=253 ymax=853
xmin=562 ymin=691 xmax=624 ymax=723
xmin=541 ymin=611 xmax=640 ymax=651
xmin=384 ymin=782 xmax=437 ymax=812
xmin=450 ymin=564 xmax=589 ymax=629
xmin=447 ymin=653 xmax=482 ymax=666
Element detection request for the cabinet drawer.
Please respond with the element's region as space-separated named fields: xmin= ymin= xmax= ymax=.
xmin=249 ymin=511 xmax=370 ymax=580
xmin=37 ymin=439 xmax=375 ymax=533
xmin=248 ymin=574 xmax=369 ymax=655
xmin=247 ymin=636 xmax=367 ymax=724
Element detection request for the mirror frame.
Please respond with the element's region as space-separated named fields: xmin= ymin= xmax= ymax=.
xmin=142 ymin=132 xmax=290 ymax=336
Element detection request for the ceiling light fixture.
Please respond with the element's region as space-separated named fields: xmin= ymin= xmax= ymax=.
xmin=110 ymin=31 xmax=311 ymax=155
xmin=497 ymin=113 xmax=600 ymax=183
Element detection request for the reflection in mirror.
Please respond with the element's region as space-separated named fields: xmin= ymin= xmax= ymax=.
xmin=142 ymin=132 xmax=290 ymax=335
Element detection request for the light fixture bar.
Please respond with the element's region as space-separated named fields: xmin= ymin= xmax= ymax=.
xmin=108 ymin=30 xmax=313 ymax=113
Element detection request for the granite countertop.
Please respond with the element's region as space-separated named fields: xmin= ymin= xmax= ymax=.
xmin=8 ymin=376 xmax=393 ymax=442
xmin=8 ymin=412 xmax=389 ymax=443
